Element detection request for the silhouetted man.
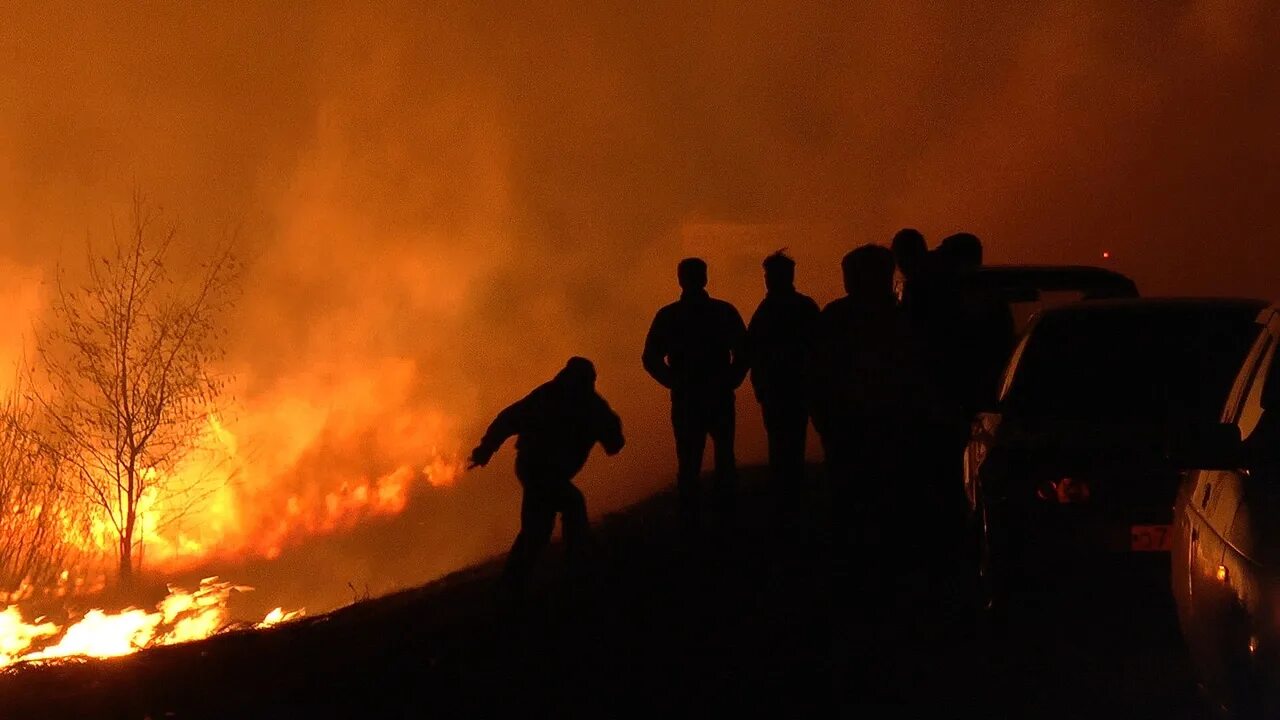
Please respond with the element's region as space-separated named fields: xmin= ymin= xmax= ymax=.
xmin=890 ymin=228 xmax=928 ymax=309
xmin=745 ymin=250 xmax=820 ymax=490
xmin=936 ymin=232 xmax=1014 ymax=416
xmin=643 ymin=258 xmax=747 ymax=520
xmin=937 ymin=231 xmax=983 ymax=269
xmin=811 ymin=245 xmax=926 ymax=519
xmin=468 ymin=357 xmax=624 ymax=595
xmin=915 ymin=233 xmax=1013 ymax=550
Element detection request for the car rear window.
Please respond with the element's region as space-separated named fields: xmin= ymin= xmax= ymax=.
xmin=1001 ymin=305 xmax=1261 ymax=424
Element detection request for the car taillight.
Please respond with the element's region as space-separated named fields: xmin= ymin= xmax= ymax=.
xmin=1035 ymin=477 xmax=1092 ymax=503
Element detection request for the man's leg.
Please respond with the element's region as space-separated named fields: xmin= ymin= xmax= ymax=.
xmin=708 ymin=392 xmax=738 ymax=509
xmin=672 ymin=400 xmax=707 ymax=521
xmin=822 ymin=424 xmax=858 ymax=553
xmin=762 ymin=402 xmax=787 ymax=485
xmin=787 ymin=408 xmax=810 ymax=487
xmin=845 ymin=433 xmax=893 ymax=559
xmin=501 ymin=485 xmax=557 ymax=596
xmin=557 ymin=482 xmax=593 ymax=579
xmin=764 ymin=400 xmax=808 ymax=488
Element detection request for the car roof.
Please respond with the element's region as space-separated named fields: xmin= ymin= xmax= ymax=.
xmin=1034 ymin=296 xmax=1269 ymax=321
xmin=962 ymin=265 xmax=1139 ymax=301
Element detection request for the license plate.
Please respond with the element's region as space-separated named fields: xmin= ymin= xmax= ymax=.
xmin=1130 ymin=524 xmax=1172 ymax=551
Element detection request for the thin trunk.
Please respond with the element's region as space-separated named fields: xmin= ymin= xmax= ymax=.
xmin=120 ymin=467 xmax=137 ymax=584
xmin=118 ymin=533 xmax=133 ymax=585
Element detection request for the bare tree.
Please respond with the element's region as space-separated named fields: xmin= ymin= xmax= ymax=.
xmin=33 ymin=193 xmax=240 ymax=584
xmin=0 ymin=376 xmax=87 ymax=601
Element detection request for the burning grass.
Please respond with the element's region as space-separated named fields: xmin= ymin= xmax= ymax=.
xmin=0 ymin=577 xmax=302 ymax=669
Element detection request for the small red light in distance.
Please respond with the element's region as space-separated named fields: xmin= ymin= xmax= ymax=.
xmin=1102 ymin=251 xmax=1111 ymax=259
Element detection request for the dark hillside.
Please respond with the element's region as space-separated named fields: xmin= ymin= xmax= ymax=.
xmin=0 ymin=467 xmax=1204 ymax=719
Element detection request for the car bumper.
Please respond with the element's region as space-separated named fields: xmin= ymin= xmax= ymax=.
xmin=993 ymin=502 xmax=1173 ymax=583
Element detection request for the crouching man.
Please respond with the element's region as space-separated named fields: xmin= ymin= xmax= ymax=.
xmin=468 ymin=357 xmax=625 ymax=596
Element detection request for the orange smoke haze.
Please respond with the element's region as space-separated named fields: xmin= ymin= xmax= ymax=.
xmin=0 ymin=1 xmax=1278 ymax=609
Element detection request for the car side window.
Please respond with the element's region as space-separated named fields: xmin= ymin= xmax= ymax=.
xmin=1237 ymin=340 xmax=1277 ymax=440
xmin=1223 ymin=332 xmax=1273 ymax=424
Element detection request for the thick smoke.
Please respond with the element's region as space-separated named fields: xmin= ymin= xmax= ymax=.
xmin=1 ymin=1 xmax=1277 ymax=608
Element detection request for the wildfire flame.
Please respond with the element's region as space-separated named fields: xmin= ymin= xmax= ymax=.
xmin=122 ymin=362 xmax=465 ymax=571
xmin=0 ymin=577 xmax=302 ymax=669
xmin=0 ymin=359 xmax=468 ymax=604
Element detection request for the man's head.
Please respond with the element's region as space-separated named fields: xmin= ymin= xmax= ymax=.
xmin=891 ymin=228 xmax=927 ymax=277
xmin=677 ymin=257 xmax=708 ymax=291
xmin=841 ymin=244 xmax=896 ymax=298
xmin=762 ymin=249 xmax=796 ymax=293
xmin=938 ymin=232 xmax=983 ymax=270
xmin=556 ymin=356 xmax=597 ymax=391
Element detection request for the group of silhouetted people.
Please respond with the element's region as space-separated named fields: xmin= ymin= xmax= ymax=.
xmin=470 ymin=229 xmax=1015 ymax=595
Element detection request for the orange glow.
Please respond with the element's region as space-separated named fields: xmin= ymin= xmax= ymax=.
xmin=43 ymin=359 xmax=466 ymax=582
xmin=0 ymin=0 xmax=1266 ymax=665
xmin=1216 ymin=565 xmax=1229 ymax=583
xmin=0 ymin=578 xmax=302 ymax=668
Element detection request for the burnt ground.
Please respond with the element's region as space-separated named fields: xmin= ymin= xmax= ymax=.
xmin=0 ymin=466 xmax=1206 ymax=719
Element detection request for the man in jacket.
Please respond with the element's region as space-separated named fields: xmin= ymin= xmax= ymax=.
xmin=643 ymin=258 xmax=748 ymax=521
xmin=745 ymin=250 xmax=820 ymax=489
xmin=811 ymin=245 xmax=927 ymax=510
xmin=469 ymin=357 xmax=625 ymax=594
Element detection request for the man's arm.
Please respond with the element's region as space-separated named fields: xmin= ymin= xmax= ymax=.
xmin=468 ymin=397 xmax=528 ymax=468
xmin=801 ymin=297 xmax=821 ymax=348
xmin=807 ymin=307 xmax=834 ymax=436
xmin=594 ymin=397 xmax=625 ymax=456
xmin=797 ymin=297 xmax=823 ymax=375
xmin=727 ymin=304 xmax=749 ymax=389
xmin=743 ymin=301 xmax=765 ymax=373
xmin=642 ymin=310 xmax=675 ymax=389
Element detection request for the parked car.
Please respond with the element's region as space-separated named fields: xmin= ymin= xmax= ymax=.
xmin=949 ymin=264 xmax=1140 ymax=413
xmin=1172 ymin=304 xmax=1280 ymax=718
xmin=966 ymin=298 xmax=1266 ymax=617
xmin=959 ymin=264 xmax=1139 ymax=334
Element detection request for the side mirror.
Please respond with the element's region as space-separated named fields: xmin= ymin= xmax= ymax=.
xmin=1167 ymin=422 xmax=1243 ymax=470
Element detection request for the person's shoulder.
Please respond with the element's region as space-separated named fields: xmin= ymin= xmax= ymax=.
xmin=590 ymin=390 xmax=617 ymax=412
xmin=652 ymin=300 xmax=681 ymax=321
xmin=711 ymin=294 xmax=742 ymax=311
xmin=710 ymin=297 xmax=742 ymax=316
xmin=525 ymin=381 xmax=557 ymax=401
xmin=795 ymin=292 xmax=821 ymax=312
xmin=821 ymin=296 xmax=850 ymax=315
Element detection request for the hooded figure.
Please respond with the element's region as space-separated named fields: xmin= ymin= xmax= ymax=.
xmin=469 ymin=357 xmax=624 ymax=593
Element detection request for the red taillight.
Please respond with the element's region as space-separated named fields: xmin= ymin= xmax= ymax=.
xmin=1035 ymin=477 xmax=1092 ymax=503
